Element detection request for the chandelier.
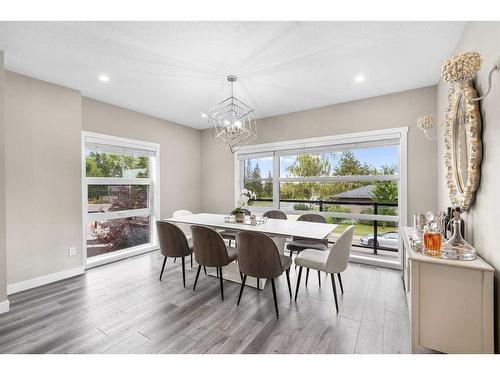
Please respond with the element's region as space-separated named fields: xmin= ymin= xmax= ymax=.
xmin=204 ymin=75 xmax=257 ymax=153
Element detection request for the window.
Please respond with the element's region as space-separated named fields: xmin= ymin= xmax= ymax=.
xmin=235 ymin=128 xmax=407 ymax=266
xmin=82 ymin=132 xmax=160 ymax=265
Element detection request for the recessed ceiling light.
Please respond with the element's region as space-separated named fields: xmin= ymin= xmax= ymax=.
xmin=201 ymin=113 xmax=208 ymax=118
xmin=98 ymin=74 xmax=110 ymax=82
xmin=354 ymin=74 xmax=365 ymax=83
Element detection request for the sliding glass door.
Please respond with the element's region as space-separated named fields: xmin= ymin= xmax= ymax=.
xmin=82 ymin=132 xmax=160 ymax=266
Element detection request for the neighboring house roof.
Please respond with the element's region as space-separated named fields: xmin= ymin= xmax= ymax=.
xmin=333 ymin=185 xmax=374 ymax=200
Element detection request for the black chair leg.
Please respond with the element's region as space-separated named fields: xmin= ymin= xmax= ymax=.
xmin=203 ymin=266 xmax=207 ymax=275
xmin=174 ymin=257 xmax=177 ymax=263
xmin=318 ymin=270 xmax=321 ymax=287
xmin=181 ymin=257 xmax=186 ymax=288
xmin=237 ymin=275 xmax=247 ymax=305
xmin=294 ymin=266 xmax=303 ymax=301
xmin=216 ymin=267 xmax=219 ymax=278
xmin=219 ymin=267 xmax=224 ymax=301
xmin=190 ymin=253 xmax=193 ymax=268
xmin=271 ymin=278 xmax=279 ymax=319
xmin=256 ymin=277 xmax=260 ymax=290
xmin=285 ymin=268 xmax=292 ymax=299
xmin=337 ymin=273 xmax=344 ymax=294
xmin=330 ymin=273 xmax=339 ymax=314
xmin=159 ymin=257 xmax=167 ymax=281
xmin=193 ymin=265 xmax=201 ymax=290
xmin=306 ymin=268 xmax=310 ymax=286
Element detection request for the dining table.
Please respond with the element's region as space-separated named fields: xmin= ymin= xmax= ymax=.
xmin=164 ymin=213 xmax=338 ymax=289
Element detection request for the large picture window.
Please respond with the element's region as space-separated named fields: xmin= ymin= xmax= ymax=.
xmin=82 ymin=132 xmax=160 ymax=265
xmin=235 ymin=129 xmax=407 ymax=266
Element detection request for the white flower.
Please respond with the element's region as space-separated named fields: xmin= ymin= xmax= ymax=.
xmin=238 ymin=195 xmax=250 ymax=207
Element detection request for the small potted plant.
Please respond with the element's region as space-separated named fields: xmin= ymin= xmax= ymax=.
xmin=231 ymin=188 xmax=256 ymax=222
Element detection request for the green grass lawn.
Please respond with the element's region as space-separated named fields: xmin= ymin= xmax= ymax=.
xmin=333 ymin=223 xmax=396 ymax=236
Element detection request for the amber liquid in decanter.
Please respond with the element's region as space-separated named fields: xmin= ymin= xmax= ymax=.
xmin=424 ymin=232 xmax=442 ymax=257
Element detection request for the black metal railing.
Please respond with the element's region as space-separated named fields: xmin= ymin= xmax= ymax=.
xmin=249 ymin=198 xmax=399 ymax=255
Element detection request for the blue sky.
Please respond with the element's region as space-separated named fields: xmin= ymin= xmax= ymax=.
xmin=245 ymin=146 xmax=398 ymax=177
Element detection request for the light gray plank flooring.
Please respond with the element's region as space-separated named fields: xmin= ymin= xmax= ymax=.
xmin=0 ymin=250 xmax=410 ymax=354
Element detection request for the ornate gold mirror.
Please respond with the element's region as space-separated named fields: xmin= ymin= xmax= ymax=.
xmin=442 ymin=53 xmax=483 ymax=211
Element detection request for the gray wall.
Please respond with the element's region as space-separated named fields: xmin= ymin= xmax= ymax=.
xmin=82 ymin=97 xmax=202 ymax=219
xmin=436 ymin=22 xmax=500 ymax=352
xmin=4 ymin=72 xmax=83 ymax=285
xmin=0 ymin=51 xmax=7 ymax=305
xmin=3 ymin=73 xmax=202 ymax=288
xmin=202 ymin=86 xmax=438 ymax=224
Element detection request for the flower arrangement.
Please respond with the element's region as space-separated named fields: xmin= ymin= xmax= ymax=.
xmin=231 ymin=188 xmax=256 ymax=218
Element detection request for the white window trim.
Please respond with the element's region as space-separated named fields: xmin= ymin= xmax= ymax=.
xmin=81 ymin=131 xmax=161 ymax=269
xmin=233 ymin=127 xmax=408 ymax=269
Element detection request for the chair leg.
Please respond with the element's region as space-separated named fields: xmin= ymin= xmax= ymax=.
xmin=330 ymin=273 xmax=339 ymax=314
xmin=193 ymin=265 xmax=201 ymax=290
xmin=203 ymin=266 xmax=207 ymax=275
xmin=237 ymin=275 xmax=247 ymax=305
xmin=216 ymin=267 xmax=219 ymax=278
xmin=285 ymin=268 xmax=292 ymax=299
xmin=318 ymin=270 xmax=321 ymax=287
xmin=337 ymin=273 xmax=344 ymax=294
xmin=181 ymin=257 xmax=186 ymax=288
xmin=271 ymin=278 xmax=279 ymax=319
xmin=256 ymin=277 xmax=260 ymax=290
xmin=294 ymin=266 xmax=303 ymax=301
xmin=190 ymin=253 xmax=193 ymax=268
xmin=159 ymin=257 xmax=167 ymax=281
xmin=306 ymin=268 xmax=310 ymax=286
xmin=174 ymin=257 xmax=177 ymax=263
xmin=219 ymin=267 xmax=224 ymax=301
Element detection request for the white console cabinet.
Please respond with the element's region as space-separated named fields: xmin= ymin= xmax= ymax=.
xmin=401 ymin=226 xmax=494 ymax=353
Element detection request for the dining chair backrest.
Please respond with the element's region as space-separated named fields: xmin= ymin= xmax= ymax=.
xmin=263 ymin=210 xmax=288 ymax=220
xmin=173 ymin=209 xmax=194 ymax=217
xmin=156 ymin=221 xmax=191 ymax=258
xmin=172 ymin=210 xmax=194 ymax=237
xmin=236 ymin=231 xmax=284 ymax=279
xmin=324 ymin=225 xmax=354 ymax=273
xmin=292 ymin=213 xmax=328 ymax=245
xmin=191 ymin=225 xmax=231 ymax=267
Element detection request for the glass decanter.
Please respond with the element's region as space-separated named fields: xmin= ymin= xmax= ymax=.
xmin=441 ymin=210 xmax=476 ymax=261
xmin=423 ymin=211 xmax=442 ymax=257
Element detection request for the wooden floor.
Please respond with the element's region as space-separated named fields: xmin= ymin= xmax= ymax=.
xmin=0 ymin=250 xmax=410 ymax=354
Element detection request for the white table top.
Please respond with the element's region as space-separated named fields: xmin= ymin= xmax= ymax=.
xmin=400 ymin=226 xmax=494 ymax=272
xmin=165 ymin=213 xmax=337 ymax=240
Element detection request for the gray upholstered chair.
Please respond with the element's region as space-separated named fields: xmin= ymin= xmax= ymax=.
xmin=286 ymin=213 xmax=329 ymax=256
xmin=156 ymin=221 xmax=194 ymax=288
xmin=235 ymin=231 xmax=293 ymax=318
xmin=172 ymin=209 xmax=194 ymax=267
xmin=263 ymin=209 xmax=288 ymax=255
xmin=191 ymin=225 xmax=238 ymax=300
xmin=220 ymin=208 xmax=251 ymax=246
xmin=294 ymin=225 xmax=354 ymax=313
xmin=263 ymin=210 xmax=287 ymax=220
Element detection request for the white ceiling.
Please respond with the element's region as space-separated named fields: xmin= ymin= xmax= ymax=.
xmin=0 ymin=21 xmax=465 ymax=129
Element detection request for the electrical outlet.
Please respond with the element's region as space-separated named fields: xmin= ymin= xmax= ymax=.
xmin=68 ymin=247 xmax=77 ymax=257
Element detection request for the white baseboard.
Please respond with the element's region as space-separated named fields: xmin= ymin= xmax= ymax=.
xmin=0 ymin=299 xmax=10 ymax=314
xmin=7 ymin=266 xmax=85 ymax=295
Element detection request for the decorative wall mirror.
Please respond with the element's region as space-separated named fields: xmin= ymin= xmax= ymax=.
xmin=442 ymin=52 xmax=484 ymax=211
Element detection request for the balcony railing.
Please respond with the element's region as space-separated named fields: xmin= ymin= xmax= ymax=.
xmin=250 ymin=198 xmax=399 ymax=255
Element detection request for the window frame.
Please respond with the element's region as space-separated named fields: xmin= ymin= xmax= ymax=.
xmin=81 ymin=131 xmax=160 ymax=269
xmin=234 ymin=127 xmax=408 ymax=269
